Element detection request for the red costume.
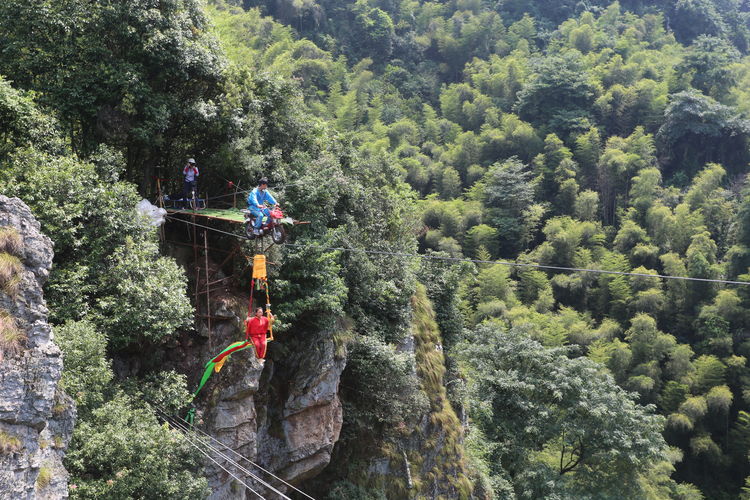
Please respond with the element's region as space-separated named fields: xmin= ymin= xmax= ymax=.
xmin=246 ymin=316 xmax=270 ymax=359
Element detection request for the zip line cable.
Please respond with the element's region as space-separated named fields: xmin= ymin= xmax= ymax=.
xmin=166 ymin=413 xmax=293 ymax=500
xmin=156 ymin=407 xmax=265 ymax=495
xmin=157 ymin=408 xmax=292 ymax=500
xmin=163 ymin=214 xmax=750 ymax=286
xmin=172 ymin=409 xmax=317 ymax=500
xmin=147 ymin=384 xmax=316 ymax=496
xmin=180 ymin=412 xmax=316 ymax=500
xmin=188 ymin=440 xmax=266 ymax=500
xmin=162 ymin=415 xmax=267 ymax=500
xmin=155 ymin=406 xmax=291 ymax=499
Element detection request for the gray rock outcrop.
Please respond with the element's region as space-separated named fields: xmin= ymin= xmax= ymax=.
xmin=0 ymin=196 xmax=75 ymax=499
xmin=189 ymin=296 xmax=345 ymax=500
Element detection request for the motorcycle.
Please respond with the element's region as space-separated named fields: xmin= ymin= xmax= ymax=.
xmin=242 ymin=205 xmax=289 ymax=244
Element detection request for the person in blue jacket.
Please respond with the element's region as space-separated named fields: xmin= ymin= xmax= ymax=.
xmin=247 ymin=177 xmax=278 ymax=235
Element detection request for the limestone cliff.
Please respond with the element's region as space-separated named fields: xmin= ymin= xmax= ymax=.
xmin=198 ymin=317 xmax=344 ymax=499
xmin=0 ymin=196 xmax=75 ymax=499
xmin=159 ymin=254 xmax=346 ymax=499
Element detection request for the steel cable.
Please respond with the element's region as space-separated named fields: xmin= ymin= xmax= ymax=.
xmin=163 ymin=214 xmax=750 ymax=286
xmin=154 ymin=406 xmax=291 ymax=499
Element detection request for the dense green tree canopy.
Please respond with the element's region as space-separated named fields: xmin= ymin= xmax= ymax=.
xmin=459 ymin=323 xmax=680 ymax=499
xmin=3 ymin=0 xmax=750 ymax=497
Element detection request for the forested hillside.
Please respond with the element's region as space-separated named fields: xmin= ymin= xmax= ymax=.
xmin=2 ymin=0 xmax=750 ymax=498
xmin=207 ymin=0 xmax=750 ymax=497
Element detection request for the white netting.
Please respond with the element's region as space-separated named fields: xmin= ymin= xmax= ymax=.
xmin=136 ymin=199 xmax=167 ymax=227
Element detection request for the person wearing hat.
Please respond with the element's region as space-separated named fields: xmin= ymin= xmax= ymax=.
xmin=246 ymin=177 xmax=278 ymax=235
xmin=182 ymin=158 xmax=199 ymax=204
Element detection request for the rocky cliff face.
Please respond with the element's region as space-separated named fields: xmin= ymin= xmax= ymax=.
xmin=0 ymin=196 xmax=75 ymax=499
xmin=168 ymin=276 xmax=345 ymax=499
xmin=200 ymin=323 xmax=344 ymax=499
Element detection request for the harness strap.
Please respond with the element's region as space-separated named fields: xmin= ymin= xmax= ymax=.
xmin=246 ymin=278 xmax=255 ymax=340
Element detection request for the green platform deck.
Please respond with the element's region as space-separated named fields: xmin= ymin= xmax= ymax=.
xmin=166 ymin=207 xmax=246 ymax=223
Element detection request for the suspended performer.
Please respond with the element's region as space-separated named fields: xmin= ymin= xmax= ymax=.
xmin=246 ymin=306 xmax=274 ymax=359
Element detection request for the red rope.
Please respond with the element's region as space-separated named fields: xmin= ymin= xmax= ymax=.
xmin=246 ymin=278 xmax=255 ymax=340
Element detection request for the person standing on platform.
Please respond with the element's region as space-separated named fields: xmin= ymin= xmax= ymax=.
xmin=182 ymin=158 xmax=199 ymax=203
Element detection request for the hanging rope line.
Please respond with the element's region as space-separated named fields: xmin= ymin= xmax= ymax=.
xmin=168 ymin=414 xmax=291 ymax=500
xmin=154 ymin=406 xmax=292 ymax=499
xmin=173 ymin=410 xmax=316 ymax=500
xmin=157 ymin=408 xmax=269 ymax=498
xmin=158 ymin=410 xmax=267 ymax=500
xmin=159 ymin=409 xmax=289 ymax=499
xmin=187 ymin=440 xmax=266 ymax=500
xmin=163 ymin=214 xmax=750 ymax=286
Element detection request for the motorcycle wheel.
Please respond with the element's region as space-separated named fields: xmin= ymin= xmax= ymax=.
xmin=271 ymin=225 xmax=286 ymax=244
xmin=244 ymin=222 xmax=256 ymax=239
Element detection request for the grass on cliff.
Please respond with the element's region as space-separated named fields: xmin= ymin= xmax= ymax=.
xmin=36 ymin=465 xmax=52 ymax=489
xmin=0 ymin=227 xmax=23 ymax=257
xmin=411 ymin=288 xmax=447 ymax=404
xmin=404 ymin=285 xmax=474 ymax=498
xmin=0 ymin=252 xmax=22 ymax=296
xmin=0 ymin=310 xmax=26 ymax=359
xmin=0 ymin=430 xmax=22 ymax=454
xmin=325 ymin=287 xmax=476 ymax=499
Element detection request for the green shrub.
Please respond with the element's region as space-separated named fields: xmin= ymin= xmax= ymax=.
xmin=121 ymin=370 xmax=193 ymax=415
xmin=668 ymin=413 xmax=694 ymax=432
xmin=52 ymin=402 xmax=67 ymax=416
xmin=93 ymin=237 xmax=193 ymax=349
xmin=327 ymin=481 xmax=387 ymax=500
xmin=55 ymin=320 xmax=112 ymax=417
xmin=66 ymin=394 xmax=208 ymax=498
xmin=0 ymin=150 xmax=193 ymax=350
xmin=343 ymin=335 xmax=428 ymax=431
xmin=458 ymin=323 xmax=671 ymax=498
xmin=706 ymin=385 xmax=733 ymax=413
